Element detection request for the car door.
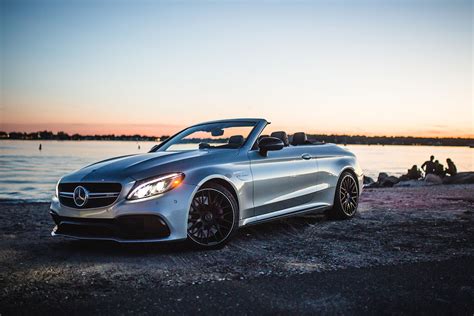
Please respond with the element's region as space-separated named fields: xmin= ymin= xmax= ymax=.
xmin=248 ymin=146 xmax=319 ymax=217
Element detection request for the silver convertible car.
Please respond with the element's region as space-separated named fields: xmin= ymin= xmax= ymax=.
xmin=50 ymin=118 xmax=363 ymax=248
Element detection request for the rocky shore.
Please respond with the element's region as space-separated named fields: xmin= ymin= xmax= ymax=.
xmin=1 ymin=184 xmax=473 ymax=314
xmin=364 ymin=171 xmax=474 ymax=188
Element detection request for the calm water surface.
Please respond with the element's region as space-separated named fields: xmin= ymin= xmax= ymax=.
xmin=0 ymin=140 xmax=472 ymax=201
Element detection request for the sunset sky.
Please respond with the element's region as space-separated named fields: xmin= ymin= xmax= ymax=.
xmin=1 ymin=0 xmax=472 ymax=137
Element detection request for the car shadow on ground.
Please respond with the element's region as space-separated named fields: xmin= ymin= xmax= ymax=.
xmin=48 ymin=212 xmax=328 ymax=256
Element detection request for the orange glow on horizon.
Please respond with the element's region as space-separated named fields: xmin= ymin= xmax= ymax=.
xmin=0 ymin=122 xmax=472 ymax=139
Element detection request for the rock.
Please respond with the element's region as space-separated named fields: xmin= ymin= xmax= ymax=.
xmin=424 ymin=174 xmax=443 ymax=184
xmin=443 ymin=172 xmax=474 ymax=185
xmin=379 ymin=175 xmax=399 ymax=187
xmin=394 ymin=180 xmax=433 ymax=187
xmin=377 ymin=172 xmax=389 ymax=183
xmin=369 ymin=172 xmax=400 ymax=188
xmin=365 ymin=182 xmax=380 ymax=188
xmin=363 ymin=176 xmax=375 ymax=185
xmin=385 ymin=176 xmax=400 ymax=187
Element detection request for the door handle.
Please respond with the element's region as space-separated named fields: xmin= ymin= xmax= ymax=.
xmin=301 ymin=153 xmax=312 ymax=160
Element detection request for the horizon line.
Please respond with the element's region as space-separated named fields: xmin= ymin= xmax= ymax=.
xmin=1 ymin=130 xmax=473 ymax=140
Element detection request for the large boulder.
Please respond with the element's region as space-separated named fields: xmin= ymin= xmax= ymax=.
xmin=376 ymin=172 xmax=399 ymax=187
xmin=443 ymin=172 xmax=474 ymax=184
xmin=377 ymin=172 xmax=389 ymax=183
xmin=363 ymin=176 xmax=375 ymax=185
xmin=424 ymin=174 xmax=443 ymax=184
xmin=382 ymin=176 xmax=400 ymax=187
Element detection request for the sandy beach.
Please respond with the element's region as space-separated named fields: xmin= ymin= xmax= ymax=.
xmin=1 ymin=184 xmax=473 ymax=314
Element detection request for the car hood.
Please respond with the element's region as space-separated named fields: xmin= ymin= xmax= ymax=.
xmin=61 ymin=150 xmax=225 ymax=183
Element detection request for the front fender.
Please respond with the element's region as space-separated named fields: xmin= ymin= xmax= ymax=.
xmin=183 ymin=166 xmax=254 ymax=221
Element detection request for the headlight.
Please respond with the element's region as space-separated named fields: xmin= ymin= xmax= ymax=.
xmin=127 ymin=173 xmax=184 ymax=200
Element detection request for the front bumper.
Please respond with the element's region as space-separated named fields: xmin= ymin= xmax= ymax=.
xmin=50 ymin=183 xmax=197 ymax=243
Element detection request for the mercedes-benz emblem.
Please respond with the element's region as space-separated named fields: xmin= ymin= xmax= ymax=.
xmin=73 ymin=186 xmax=89 ymax=207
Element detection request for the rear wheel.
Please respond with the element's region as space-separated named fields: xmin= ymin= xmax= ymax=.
xmin=187 ymin=182 xmax=239 ymax=249
xmin=327 ymin=171 xmax=359 ymax=219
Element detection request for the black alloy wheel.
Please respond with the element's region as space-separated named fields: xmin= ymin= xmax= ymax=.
xmin=327 ymin=171 xmax=359 ymax=219
xmin=339 ymin=174 xmax=359 ymax=216
xmin=187 ymin=183 xmax=238 ymax=248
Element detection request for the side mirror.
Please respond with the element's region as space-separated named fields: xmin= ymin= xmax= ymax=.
xmin=258 ymin=137 xmax=284 ymax=157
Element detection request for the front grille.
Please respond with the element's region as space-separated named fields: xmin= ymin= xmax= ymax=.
xmin=58 ymin=182 xmax=122 ymax=209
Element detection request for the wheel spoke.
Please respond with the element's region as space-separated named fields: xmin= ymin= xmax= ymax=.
xmin=190 ymin=205 xmax=200 ymax=214
xmin=214 ymin=194 xmax=224 ymax=207
xmin=188 ymin=220 xmax=201 ymax=231
xmin=215 ymin=224 xmax=224 ymax=238
xmin=207 ymin=190 xmax=213 ymax=205
xmin=216 ymin=221 xmax=232 ymax=228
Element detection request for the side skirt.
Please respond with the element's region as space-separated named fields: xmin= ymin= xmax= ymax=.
xmin=240 ymin=203 xmax=331 ymax=227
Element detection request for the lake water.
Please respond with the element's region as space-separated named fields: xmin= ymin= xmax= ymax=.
xmin=0 ymin=140 xmax=472 ymax=201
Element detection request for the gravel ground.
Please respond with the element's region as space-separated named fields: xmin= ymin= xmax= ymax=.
xmin=1 ymin=184 xmax=473 ymax=314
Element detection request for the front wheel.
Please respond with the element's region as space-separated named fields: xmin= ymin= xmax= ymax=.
xmin=327 ymin=171 xmax=359 ymax=219
xmin=187 ymin=183 xmax=239 ymax=249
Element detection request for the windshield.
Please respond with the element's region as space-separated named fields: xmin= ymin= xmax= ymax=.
xmin=156 ymin=121 xmax=258 ymax=152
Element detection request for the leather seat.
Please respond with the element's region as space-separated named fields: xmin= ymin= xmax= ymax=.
xmin=228 ymin=135 xmax=244 ymax=147
xmin=270 ymin=131 xmax=289 ymax=146
xmin=291 ymin=132 xmax=309 ymax=146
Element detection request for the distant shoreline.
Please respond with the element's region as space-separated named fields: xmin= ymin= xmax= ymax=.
xmin=1 ymin=131 xmax=473 ymax=147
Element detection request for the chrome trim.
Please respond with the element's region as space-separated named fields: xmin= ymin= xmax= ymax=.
xmin=241 ymin=202 xmax=331 ymax=226
xmin=59 ymin=192 xmax=120 ymax=198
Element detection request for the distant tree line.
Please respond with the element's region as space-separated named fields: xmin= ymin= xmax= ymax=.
xmin=306 ymin=134 xmax=473 ymax=147
xmin=0 ymin=130 xmax=472 ymax=147
xmin=0 ymin=131 xmax=170 ymax=142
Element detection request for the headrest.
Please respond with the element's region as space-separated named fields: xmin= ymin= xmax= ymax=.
xmin=228 ymin=135 xmax=244 ymax=146
xmin=291 ymin=132 xmax=307 ymax=146
xmin=270 ymin=131 xmax=289 ymax=146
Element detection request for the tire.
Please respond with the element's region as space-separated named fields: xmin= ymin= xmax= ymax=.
xmin=186 ymin=182 xmax=239 ymax=249
xmin=327 ymin=171 xmax=359 ymax=220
